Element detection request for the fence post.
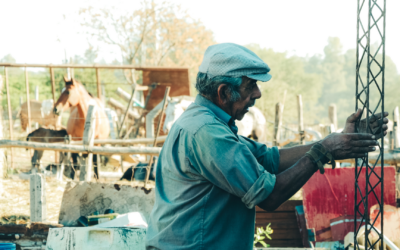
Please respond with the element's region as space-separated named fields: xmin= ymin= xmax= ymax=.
xmin=50 ymin=67 xmax=56 ymax=103
xmin=4 ymin=68 xmax=13 ymax=169
xmin=329 ymin=104 xmax=338 ymax=132
xmin=58 ymin=135 xmax=71 ymax=181
xmin=273 ymin=102 xmax=283 ymax=146
xmin=30 ymin=173 xmax=46 ymax=222
xmin=297 ymin=95 xmax=305 ymax=145
xmin=96 ymin=68 xmax=101 ymax=99
xmin=80 ymin=105 xmax=96 ymax=182
xmin=0 ymin=75 xmax=4 ymax=196
xmin=25 ymin=67 xmax=31 ymax=133
xmin=394 ymin=107 xmax=400 ymax=149
xmin=118 ymin=69 xmax=138 ymax=139
xmin=144 ymin=87 xmax=170 ymax=188
xmin=35 ymin=86 xmax=39 ymax=129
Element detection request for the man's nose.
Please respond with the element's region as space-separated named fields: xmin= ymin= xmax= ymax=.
xmin=252 ymin=84 xmax=262 ymax=99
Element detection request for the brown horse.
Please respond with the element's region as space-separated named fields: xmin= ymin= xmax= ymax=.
xmin=53 ymin=77 xmax=110 ymax=141
xmin=19 ymin=100 xmax=60 ymax=131
xmin=53 ymin=77 xmax=110 ymax=179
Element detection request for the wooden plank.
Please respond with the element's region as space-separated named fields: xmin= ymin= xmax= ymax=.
xmin=107 ymin=97 xmax=140 ymax=120
xmin=119 ymin=78 xmax=138 ymax=138
xmin=266 ymin=239 xmax=303 ymax=247
xmin=259 ymin=231 xmax=301 ymax=240
xmin=4 ymin=67 xmax=13 ymax=169
xmin=96 ymin=68 xmax=101 ymax=99
xmin=49 ymin=67 xmax=56 ymax=102
xmin=80 ymin=105 xmax=96 ymax=181
xmin=29 ymin=222 xmax=63 ymax=233
xmin=25 ymin=67 xmax=31 ymax=133
xmin=394 ymin=106 xmax=400 ymax=148
xmin=255 ymin=227 xmax=301 ymax=236
xmin=0 ymin=140 xmax=161 ymax=155
xmin=145 ymin=87 xmax=170 ymax=187
xmin=69 ymin=136 xmax=168 ymax=145
xmin=116 ymin=87 xmax=148 ymax=104
xmin=255 ymin=221 xmax=299 ymax=229
xmin=256 ymin=200 xmax=302 ymax=212
xmin=295 ymin=205 xmax=312 ymax=247
xmin=329 ymin=104 xmax=338 ymax=131
xmin=297 ymin=95 xmax=305 ymax=144
xmin=30 ymin=174 xmax=46 ymax=222
xmin=273 ymin=102 xmax=283 ymax=146
xmin=0 ymin=63 xmax=188 ymax=71
xmin=0 ymin=225 xmax=27 ymax=234
xmin=256 ymin=214 xmax=297 ymax=222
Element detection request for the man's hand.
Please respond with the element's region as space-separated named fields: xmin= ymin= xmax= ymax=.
xmin=320 ymin=133 xmax=378 ymax=160
xmin=342 ymin=109 xmax=389 ymax=138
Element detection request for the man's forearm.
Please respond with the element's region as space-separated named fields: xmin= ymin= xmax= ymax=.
xmin=278 ymin=142 xmax=318 ymax=173
xmin=258 ymin=156 xmax=317 ymax=211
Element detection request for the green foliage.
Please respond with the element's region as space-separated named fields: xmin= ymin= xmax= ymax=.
xmin=248 ymin=37 xmax=400 ymax=140
xmin=253 ymin=224 xmax=273 ymax=248
xmin=247 ymin=44 xmax=323 ymax=140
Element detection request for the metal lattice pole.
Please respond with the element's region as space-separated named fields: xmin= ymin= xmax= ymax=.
xmin=355 ymin=0 xmax=386 ymax=249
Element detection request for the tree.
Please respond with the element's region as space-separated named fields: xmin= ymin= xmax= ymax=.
xmin=79 ymin=1 xmax=215 ymax=84
xmin=246 ymin=44 xmax=323 ymax=130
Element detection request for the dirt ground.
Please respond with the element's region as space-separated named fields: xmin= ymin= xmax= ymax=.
xmin=0 ymin=177 xmax=66 ymax=224
xmin=0 ymin=147 xmax=144 ymax=224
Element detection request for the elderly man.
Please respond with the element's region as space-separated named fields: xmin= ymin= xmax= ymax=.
xmin=145 ymin=43 xmax=388 ymax=250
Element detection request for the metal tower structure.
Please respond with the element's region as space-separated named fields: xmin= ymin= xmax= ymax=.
xmin=355 ymin=0 xmax=386 ymax=249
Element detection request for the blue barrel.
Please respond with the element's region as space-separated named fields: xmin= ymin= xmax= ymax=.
xmin=0 ymin=243 xmax=16 ymax=250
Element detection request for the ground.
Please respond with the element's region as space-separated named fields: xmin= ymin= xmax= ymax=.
xmin=0 ymin=145 xmax=153 ymax=224
xmin=0 ymin=177 xmax=65 ymax=224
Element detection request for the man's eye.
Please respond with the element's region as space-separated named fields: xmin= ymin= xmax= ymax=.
xmin=247 ymin=84 xmax=256 ymax=90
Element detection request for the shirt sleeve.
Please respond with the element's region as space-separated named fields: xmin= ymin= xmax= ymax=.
xmin=190 ymin=123 xmax=276 ymax=209
xmin=238 ymin=136 xmax=280 ymax=174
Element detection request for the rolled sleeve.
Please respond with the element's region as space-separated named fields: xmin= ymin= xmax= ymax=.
xmin=241 ymin=170 xmax=276 ymax=209
xmin=269 ymin=147 xmax=280 ymax=174
xmin=190 ymin=123 xmax=276 ymax=208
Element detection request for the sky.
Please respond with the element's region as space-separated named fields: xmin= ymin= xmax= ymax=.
xmin=0 ymin=0 xmax=398 ymax=72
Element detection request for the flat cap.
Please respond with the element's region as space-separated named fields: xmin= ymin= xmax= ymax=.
xmin=199 ymin=43 xmax=272 ymax=82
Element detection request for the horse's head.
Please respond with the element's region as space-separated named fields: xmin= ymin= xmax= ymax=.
xmin=53 ymin=76 xmax=81 ymax=115
xmin=163 ymin=100 xmax=185 ymax=133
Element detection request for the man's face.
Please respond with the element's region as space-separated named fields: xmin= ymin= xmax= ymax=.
xmin=230 ymin=77 xmax=262 ymax=120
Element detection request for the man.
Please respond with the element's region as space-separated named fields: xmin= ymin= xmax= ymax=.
xmin=146 ymin=43 xmax=388 ymax=250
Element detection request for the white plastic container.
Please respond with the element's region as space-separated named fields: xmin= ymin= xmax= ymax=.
xmin=93 ymin=212 xmax=148 ymax=229
xmin=46 ymin=227 xmax=146 ymax=250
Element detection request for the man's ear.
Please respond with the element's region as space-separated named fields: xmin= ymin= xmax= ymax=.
xmin=216 ymin=84 xmax=231 ymax=105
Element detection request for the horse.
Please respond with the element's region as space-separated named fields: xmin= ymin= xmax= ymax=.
xmin=163 ymin=96 xmax=267 ymax=141
xmin=26 ymin=128 xmax=69 ymax=172
xmin=19 ymin=99 xmax=61 ymax=132
xmin=53 ymin=77 xmax=110 ymax=179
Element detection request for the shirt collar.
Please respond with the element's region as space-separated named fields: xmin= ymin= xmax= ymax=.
xmin=194 ymin=94 xmax=238 ymax=134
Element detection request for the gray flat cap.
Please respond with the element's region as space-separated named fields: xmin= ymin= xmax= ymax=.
xmin=199 ymin=43 xmax=272 ymax=82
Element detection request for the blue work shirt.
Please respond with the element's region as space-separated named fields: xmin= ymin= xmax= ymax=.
xmin=146 ymin=94 xmax=280 ymax=250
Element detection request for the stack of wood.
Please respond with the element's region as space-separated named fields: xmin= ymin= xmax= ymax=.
xmin=255 ymin=200 xmax=303 ymax=247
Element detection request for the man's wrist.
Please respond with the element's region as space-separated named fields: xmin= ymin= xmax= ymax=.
xmin=304 ymin=154 xmax=319 ymax=173
xmin=305 ymin=143 xmax=336 ymax=174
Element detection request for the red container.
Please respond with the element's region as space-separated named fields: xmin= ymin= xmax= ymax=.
xmin=330 ymin=215 xmax=364 ymax=241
